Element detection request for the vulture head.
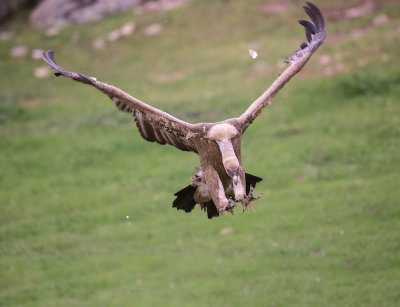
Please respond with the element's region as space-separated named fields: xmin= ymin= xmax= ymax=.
xmin=207 ymin=123 xmax=240 ymax=184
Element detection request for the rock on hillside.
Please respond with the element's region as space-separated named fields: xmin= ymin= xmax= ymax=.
xmin=30 ymin=0 xmax=140 ymax=28
xmin=0 ymin=0 xmax=32 ymax=21
xmin=29 ymin=0 xmax=189 ymax=28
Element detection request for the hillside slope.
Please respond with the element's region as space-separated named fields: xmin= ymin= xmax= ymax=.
xmin=1 ymin=1 xmax=399 ymax=306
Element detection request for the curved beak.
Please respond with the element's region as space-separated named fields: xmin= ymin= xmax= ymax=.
xmin=232 ymin=172 xmax=238 ymax=185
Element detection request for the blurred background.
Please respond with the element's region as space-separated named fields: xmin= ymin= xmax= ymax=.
xmin=1 ymin=0 xmax=399 ymax=306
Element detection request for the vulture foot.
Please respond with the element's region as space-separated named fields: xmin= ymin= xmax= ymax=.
xmin=240 ymin=185 xmax=263 ymax=212
xmin=217 ymin=198 xmax=236 ymax=216
xmin=225 ymin=200 xmax=237 ymax=216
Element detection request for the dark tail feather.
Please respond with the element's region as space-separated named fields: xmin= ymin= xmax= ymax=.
xmin=205 ymin=201 xmax=219 ymax=219
xmin=245 ymin=173 xmax=263 ymax=195
xmin=172 ymin=185 xmax=220 ymax=219
xmin=172 ymin=185 xmax=196 ymax=213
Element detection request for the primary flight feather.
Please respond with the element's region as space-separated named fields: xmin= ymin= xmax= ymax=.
xmin=42 ymin=2 xmax=326 ymax=219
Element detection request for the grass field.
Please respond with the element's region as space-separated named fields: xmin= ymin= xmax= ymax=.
xmin=1 ymin=0 xmax=399 ymax=306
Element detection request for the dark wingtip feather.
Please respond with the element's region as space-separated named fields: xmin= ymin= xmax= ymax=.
xmin=42 ymin=49 xmax=62 ymax=72
xmin=303 ymin=6 xmax=317 ymax=29
xmin=306 ymin=2 xmax=326 ymax=26
xmin=41 ymin=49 xmax=95 ymax=84
xmin=298 ymin=19 xmax=317 ymax=42
xmin=300 ymin=41 xmax=309 ymax=49
xmin=298 ymin=19 xmax=317 ymax=34
xmin=286 ymin=2 xmax=326 ymax=62
xmin=304 ymin=2 xmax=326 ymax=31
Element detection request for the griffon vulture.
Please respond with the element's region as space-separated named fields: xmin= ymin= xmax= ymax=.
xmin=42 ymin=2 xmax=326 ymax=219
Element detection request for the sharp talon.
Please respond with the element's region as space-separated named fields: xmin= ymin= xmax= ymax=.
xmin=240 ymin=185 xmax=263 ymax=212
xmin=217 ymin=189 xmax=261 ymax=216
xmin=226 ymin=200 xmax=237 ymax=210
xmin=226 ymin=207 xmax=234 ymax=216
xmin=254 ymin=192 xmax=263 ymax=200
xmin=248 ymin=204 xmax=256 ymax=213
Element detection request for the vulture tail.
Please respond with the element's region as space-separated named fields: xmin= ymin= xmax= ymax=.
xmin=172 ymin=185 xmax=219 ymax=219
xmin=245 ymin=173 xmax=263 ymax=194
xmin=205 ymin=201 xmax=219 ymax=219
xmin=172 ymin=185 xmax=197 ymax=213
xmin=172 ymin=173 xmax=263 ymax=219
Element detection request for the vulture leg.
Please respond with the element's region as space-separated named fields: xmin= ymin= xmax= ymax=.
xmin=203 ymin=166 xmax=234 ymax=214
xmin=231 ymin=166 xmax=246 ymax=202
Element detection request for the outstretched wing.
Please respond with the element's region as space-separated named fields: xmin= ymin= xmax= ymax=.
xmin=42 ymin=50 xmax=199 ymax=153
xmin=236 ymin=2 xmax=326 ymax=132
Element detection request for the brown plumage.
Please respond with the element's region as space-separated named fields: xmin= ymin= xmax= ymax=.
xmin=42 ymin=2 xmax=326 ymax=219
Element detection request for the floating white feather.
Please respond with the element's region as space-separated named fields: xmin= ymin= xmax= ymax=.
xmin=249 ymin=49 xmax=258 ymax=59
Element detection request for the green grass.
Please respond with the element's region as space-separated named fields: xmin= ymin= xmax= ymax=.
xmin=1 ymin=0 xmax=400 ymax=306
